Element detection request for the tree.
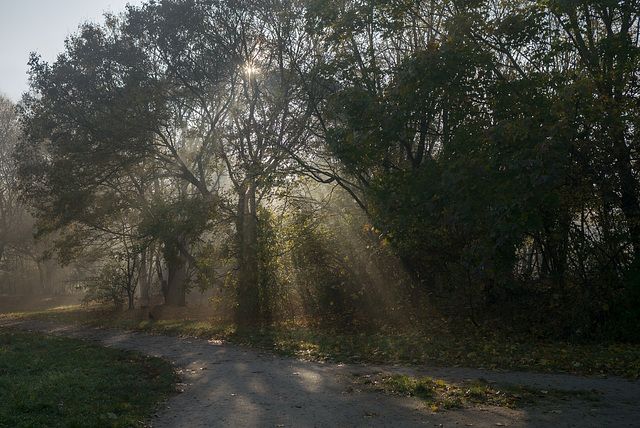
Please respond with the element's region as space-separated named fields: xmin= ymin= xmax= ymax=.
xmin=0 ymin=96 xmax=27 ymax=262
xmin=299 ymin=0 xmax=640 ymax=337
xmin=82 ymin=215 xmax=141 ymax=309
xmin=0 ymin=95 xmax=52 ymax=294
xmin=18 ymin=0 xmax=314 ymax=316
xmin=546 ymin=0 xmax=640 ymax=254
xmin=128 ymin=0 xmax=317 ymax=320
xmin=17 ymin=10 xmax=223 ymax=306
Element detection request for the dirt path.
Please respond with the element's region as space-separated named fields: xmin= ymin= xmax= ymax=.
xmin=1 ymin=317 xmax=638 ymax=427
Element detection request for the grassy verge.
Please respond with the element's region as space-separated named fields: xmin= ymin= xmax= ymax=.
xmin=8 ymin=304 xmax=640 ymax=380
xmin=353 ymin=373 xmax=597 ymax=411
xmin=0 ymin=329 xmax=176 ymax=427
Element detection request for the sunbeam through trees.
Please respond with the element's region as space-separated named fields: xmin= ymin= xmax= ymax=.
xmin=6 ymin=0 xmax=640 ymax=341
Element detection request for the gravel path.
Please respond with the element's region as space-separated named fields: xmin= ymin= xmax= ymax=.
xmin=1 ymin=317 xmax=638 ymax=427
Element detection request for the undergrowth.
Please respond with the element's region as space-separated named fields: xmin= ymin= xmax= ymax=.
xmin=6 ymin=304 xmax=640 ymax=380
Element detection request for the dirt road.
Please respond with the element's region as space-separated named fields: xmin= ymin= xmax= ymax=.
xmin=1 ymin=317 xmax=638 ymax=427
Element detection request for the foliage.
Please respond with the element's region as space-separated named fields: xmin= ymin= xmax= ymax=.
xmin=306 ymin=0 xmax=640 ymax=340
xmin=284 ymin=192 xmax=419 ymax=329
xmin=608 ymin=264 xmax=640 ymax=342
xmin=11 ymin=0 xmax=640 ymax=339
xmin=83 ymin=261 xmax=134 ymax=309
xmin=17 ymin=0 xmax=315 ymax=314
xmin=0 ymin=96 xmax=50 ymax=294
xmin=253 ymin=206 xmax=286 ymax=321
xmin=288 ymin=203 xmax=360 ymax=325
xmin=0 ymin=96 xmax=26 ymax=261
xmin=0 ymin=329 xmax=175 ymax=427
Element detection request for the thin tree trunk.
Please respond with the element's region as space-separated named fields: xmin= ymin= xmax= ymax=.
xmin=139 ymin=248 xmax=152 ymax=303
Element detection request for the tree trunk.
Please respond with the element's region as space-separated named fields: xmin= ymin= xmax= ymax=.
xmin=139 ymin=248 xmax=152 ymax=303
xmin=157 ymin=234 xmax=189 ymax=307
xmin=164 ymin=257 xmax=186 ymax=306
xmin=37 ymin=259 xmax=56 ymax=295
xmin=127 ymin=289 xmax=136 ymax=310
xmin=235 ymin=181 xmax=261 ymax=322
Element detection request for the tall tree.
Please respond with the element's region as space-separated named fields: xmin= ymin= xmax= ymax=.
xmin=18 ymin=0 xmax=314 ymax=315
xmin=301 ymin=0 xmax=640 ymax=335
xmin=17 ymin=16 xmax=203 ymax=306
xmin=0 ymin=96 xmax=26 ymax=262
xmin=547 ymin=0 xmax=640 ymax=256
xmin=129 ymin=0 xmax=316 ymax=320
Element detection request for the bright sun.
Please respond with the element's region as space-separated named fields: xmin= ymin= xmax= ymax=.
xmin=244 ymin=63 xmax=259 ymax=76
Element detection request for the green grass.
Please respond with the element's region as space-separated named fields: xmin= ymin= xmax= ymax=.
xmin=354 ymin=373 xmax=597 ymax=411
xmin=8 ymin=304 xmax=640 ymax=380
xmin=0 ymin=329 xmax=176 ymax=427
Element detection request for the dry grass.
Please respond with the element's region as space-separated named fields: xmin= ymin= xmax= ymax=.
xmin=0 ymin=293 xmax=85 ymax=313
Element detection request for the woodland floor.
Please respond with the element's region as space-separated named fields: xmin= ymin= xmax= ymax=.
xmin=1 ymin=315 xmax=639 ymax=427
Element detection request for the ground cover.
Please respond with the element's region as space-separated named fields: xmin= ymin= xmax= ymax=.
xmin=2 ymin=313 xmax=639 ymax=427
xmin=10 ymin=303 xmax=640 ymax=380
xmin=0 ymin=329 xmax=175 ymax=427
xmin=352 ymin=372 xmax=597 ymax=412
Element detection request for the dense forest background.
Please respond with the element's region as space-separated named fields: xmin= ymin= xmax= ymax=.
xmin=1 ymin=0 xmax=639 ymax=341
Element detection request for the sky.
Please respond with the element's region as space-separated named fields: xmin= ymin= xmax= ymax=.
xmin=0 ymin=0 xmax=144 ymax=102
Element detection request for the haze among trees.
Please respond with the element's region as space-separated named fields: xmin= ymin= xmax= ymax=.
xmin=2 ymin=0 xmax=639 ymax=341
xmin=1 ymin=96 xmax=69 ymax=295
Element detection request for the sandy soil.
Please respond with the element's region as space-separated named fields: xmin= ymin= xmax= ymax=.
xmin=1 ymin=317 xmax=638 ymax=427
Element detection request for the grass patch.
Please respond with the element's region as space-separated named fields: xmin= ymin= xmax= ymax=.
xmin=355 ymin=373 xmax=597 ymax=411
xmin=0 ymin=329 xmax=176 ymax=427
xmin=7 ymin=304 xmax=640 ymax=380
